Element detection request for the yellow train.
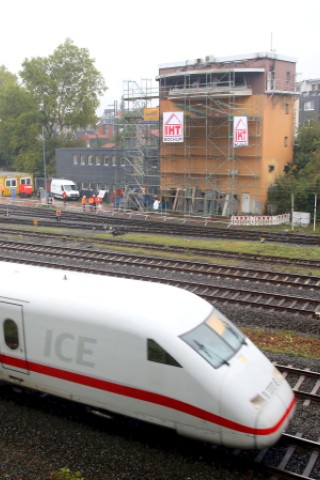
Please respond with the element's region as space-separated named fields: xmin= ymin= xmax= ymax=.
xmin=0 ymin=171 xmax=34 ymax=198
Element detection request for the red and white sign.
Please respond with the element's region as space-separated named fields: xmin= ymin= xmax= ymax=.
xmin=163 ymin=112 xmax=184 ymax=142
xmin=233 ymin=116 xmax=248 ymax=147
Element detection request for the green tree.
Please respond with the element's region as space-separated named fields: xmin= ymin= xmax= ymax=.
xmin=20 ymin=38 xmax=107 ymax=138
xmin=267 ymin=124 xmax=320 ymax=214
xmin=0 ymin=40 xmax=106 ymax=175
xmin=296 ymin=122 xmax=320 ymax=154
xmin=19 ymin=38 xmax=106 ymax=173
xmin=0 ymin=66 xmax=39 ymax=171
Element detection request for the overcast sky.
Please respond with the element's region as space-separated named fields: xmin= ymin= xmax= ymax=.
xmin=2 ymin=0 xmax=319 ymax=115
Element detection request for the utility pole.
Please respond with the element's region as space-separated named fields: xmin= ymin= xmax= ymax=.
xmin=42 ymin=126 xmax=47 ymax=198
xmin=291 ymin=193 xmax=294 ymax=231
xmin=314 ymin=194 xmax=317 ymax=232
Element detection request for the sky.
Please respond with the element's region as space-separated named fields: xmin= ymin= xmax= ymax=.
xmin=2 ymin=0 xmax=320 ymax=115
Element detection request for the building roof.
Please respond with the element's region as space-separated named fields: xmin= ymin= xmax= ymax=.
xmin=159 ymin=51 xmax=297 ymax=70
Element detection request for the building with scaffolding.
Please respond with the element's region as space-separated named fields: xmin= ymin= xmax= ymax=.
xmin=55 ymin=87 xmax=160 ymax=211
xmin=122 ymin=80 xmax=160 ymax=209
xmin=53 ymin=53 xmax=297 ymax=216
xmin=157 ymin=52 xmax=297 ymax=216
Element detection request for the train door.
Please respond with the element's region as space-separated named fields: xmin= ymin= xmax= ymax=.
xmin=19 ymin=175 xmax=33 ymax=197
xmin=0 ymin=302 xmax=29 ymax=374
xmin=5 ymin=177 xmax=18 ymax=198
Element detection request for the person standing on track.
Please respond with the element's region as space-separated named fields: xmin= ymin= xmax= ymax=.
xmin=82 ymin=195 xmax=87 ymax=212
xmin=92 ymin=194 xmax=97 ymax=212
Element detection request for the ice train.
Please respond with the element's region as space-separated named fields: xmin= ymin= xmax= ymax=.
xmin=0 ymin=261 xmax=296 ymax=449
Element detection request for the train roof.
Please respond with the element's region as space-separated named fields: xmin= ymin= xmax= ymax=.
xmin=0 ymin=171 xmax=32 ymax=176
xmin=0 ymin=261 xmax=212 ymax=336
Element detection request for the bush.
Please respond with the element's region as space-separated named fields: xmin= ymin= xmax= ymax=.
xmin=49 ymin=467 xmax=85 ymax=480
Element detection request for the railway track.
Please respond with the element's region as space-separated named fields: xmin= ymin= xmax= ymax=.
xmin=277 ymin=365 xmax=320 ymax=404
xmin=1 ymin=202 xmax=320 ymax=245
xmin=256 ymin=432 xmax=320 ymax=479
xmin=0 ymin=226 xmax=320 ymax=270
xmin=0 ymin=240 xmax=319 ymax=320
xmin=0 ymin=239 xmax=319 ymax=291
xmin=0 ymin=225 xmax=320 ymax=271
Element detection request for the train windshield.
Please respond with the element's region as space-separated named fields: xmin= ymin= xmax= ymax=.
xmin=181 ymin=309 xmax=246 ymax=368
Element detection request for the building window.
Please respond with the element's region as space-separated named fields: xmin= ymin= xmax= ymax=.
xmin=112 ymin=156 xmax=117 ymax=167
xmin=284 ymin=136 xmax=288 ymax=147
xmin=304 ymin=100 xmax=315 ymax=111
xmin=88 ymin=154 xmax=93 ymax=166
xmin=96 ymin=155 xmax=100 ymax=166
xmin=104 ymin=156 xmax=109 ymax=166
xmin=80 ymin=155 xmax=85 ymax=165
xmin=72 ymin=154 xmax=78 ymax=165
xmin=121 ymin=157 xmax=126 ymax=167
xmin=267 ymin=70 xmax=275 ymax=90
xmin=284 ymin=103 xmax=289 ymax=114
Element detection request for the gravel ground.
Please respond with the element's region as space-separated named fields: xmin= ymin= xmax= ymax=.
xmin=0 ymin=238 xmax=319 ymax=480
xmin=0 ymin=385 xmax=268 ymax=480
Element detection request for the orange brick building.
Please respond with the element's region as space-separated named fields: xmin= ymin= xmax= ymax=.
xmin=157 ymin=52 xmax=297 ymax=215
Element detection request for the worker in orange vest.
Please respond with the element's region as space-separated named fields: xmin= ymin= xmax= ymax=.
xmin=81 ymin=195 xmax=87 ymax=212
xmin=92 ymin=194 xmax=97 ymax=211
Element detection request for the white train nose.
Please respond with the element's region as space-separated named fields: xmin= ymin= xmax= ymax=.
xmin=254 ymin=390 xmax=296 ymax=449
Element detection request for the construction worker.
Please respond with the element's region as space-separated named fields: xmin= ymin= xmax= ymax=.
xmin=92 ymin=194 xmax=97 ymax=212
xmin=82 ymin=195 xmax=87 ymax=212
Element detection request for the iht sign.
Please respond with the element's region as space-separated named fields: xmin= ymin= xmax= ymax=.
xmin=163 ymin=112 xmax=184 ymax=142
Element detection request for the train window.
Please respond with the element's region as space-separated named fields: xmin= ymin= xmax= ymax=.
xmin=181 ymin=309 xmax=245 ymax=368
xmin=3 ymin=318 xmax=19 ymax=350
xmin=6 ymin=179 xmax=17 ymax=187
xmin=147 ymin=339 xmax=181 ymax=367
xmin=206 ymin=312 xmax=245 ymax=351
xmin=21 ymin=177 xmax=31 ymax=185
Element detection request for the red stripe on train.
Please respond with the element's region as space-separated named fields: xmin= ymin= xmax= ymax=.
xmin=0 ymin=354 xmax=296 ymax=436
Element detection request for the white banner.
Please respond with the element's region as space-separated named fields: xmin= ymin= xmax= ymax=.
xmin=233 ymin=116 xmax=248 ymax=147
xmin=163 ymin=112 xmax=184 ymax=142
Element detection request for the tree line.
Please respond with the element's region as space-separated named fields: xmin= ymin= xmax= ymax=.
xmin=267 ymin=123 xmax=320 ymax=214
xmin=0 ymin=38 xmax=106 ymax=177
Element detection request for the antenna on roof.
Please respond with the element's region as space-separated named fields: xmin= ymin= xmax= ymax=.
xmin=270 ymin=32 xmax=276 ymax=53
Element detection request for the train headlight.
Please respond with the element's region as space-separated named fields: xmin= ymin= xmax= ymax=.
xmin=250 ymin=394 xmax=266 ymax=409
xmin=272 ymin=367 xmax=283 ymax=386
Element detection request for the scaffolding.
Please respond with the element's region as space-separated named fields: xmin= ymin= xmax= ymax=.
xmin=121 ymin=79 xmax=160 ymax=211
xmin=121 ymin=54 xmax=296 ymax=216
xmin=159 ymin=69 xmax=262 ymax=216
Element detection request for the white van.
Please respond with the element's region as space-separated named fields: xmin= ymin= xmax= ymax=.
xmin=50 ymin=179 xmax=80 ymax=200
